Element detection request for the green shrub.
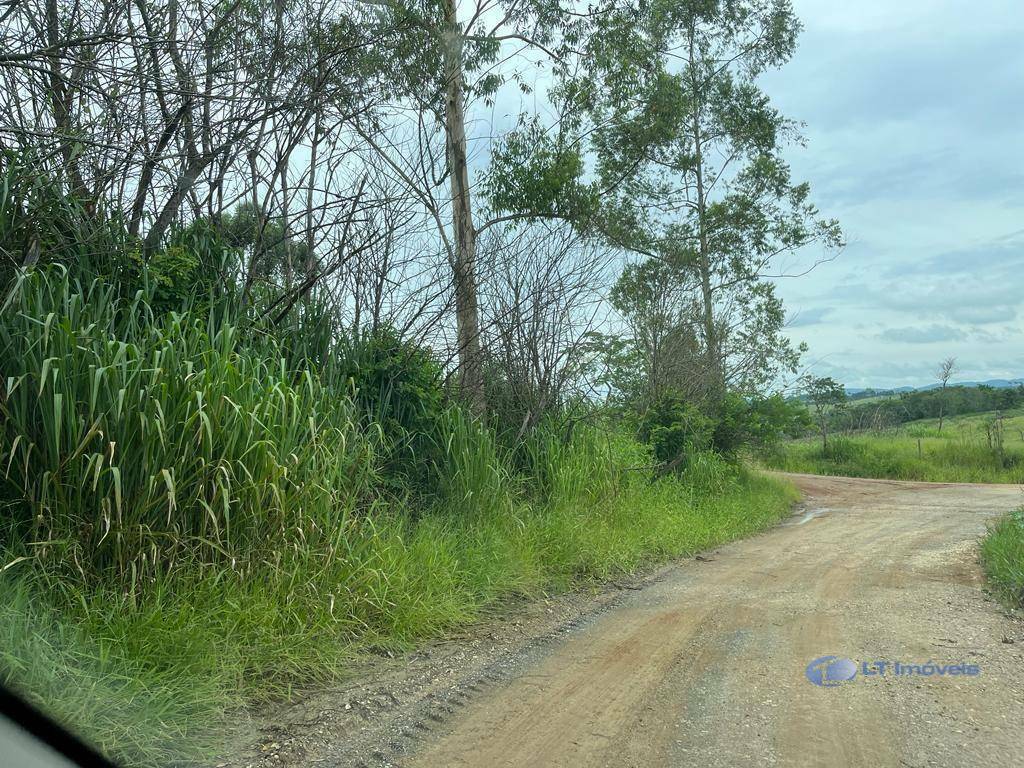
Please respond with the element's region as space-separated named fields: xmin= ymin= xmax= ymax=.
xmin=708 ymin=392 xmax=750 ymax=456
xmin=746 ymin=393 xmax=813 ymax=442
xmin=480 ymin=356 xmax=532 ymax=444
xmin=333 ymin=327 xmax=447 ymax=489
xmin=118 ymin=221 xmax=235 ymax=316
xmin=638 ymin=393 xmax=714 ymax=471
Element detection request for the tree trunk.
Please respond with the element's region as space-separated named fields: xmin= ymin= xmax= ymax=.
xmin=281 ymin=158 xmax=293 ymax=292
xmin=442 ymin=0 xmax=485 ymax=414
xmin=143 ymin=159 xmax=206 ymax=254
xmin=304 ymin=105 xmax=322 ymax=291
xmin=688 ymin=30 xmax=722 ymax=402
xmin=937 ymin=383 xmax=946 ymax=432
xmin=44 ymin=0 xmax=90 ymax=209
xmin=693 ymin=155 xmax=720 ymax=398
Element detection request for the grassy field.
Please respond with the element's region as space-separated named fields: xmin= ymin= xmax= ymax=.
xmin=761 ymin=409 xmax=1024 ymax=484
xmin=900 ymin=408 xmax=1024 ymax=441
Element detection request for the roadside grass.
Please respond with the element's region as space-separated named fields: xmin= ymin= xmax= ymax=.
xmin=980 ymin=510 xmax=1024 ymax=611
xmin=1 ymin=466 xmax=797 ymax=767
xmin=760 ymin=429 xmax=1024 ymax=484
xmin=0 ymin=576 xmax=215 ymax=765
xmin=0 ymin=269 xmax=799 ymax=766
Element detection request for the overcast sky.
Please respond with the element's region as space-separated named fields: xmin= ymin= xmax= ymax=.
xmin=759 ymin=0 xmax=1024 ymax=389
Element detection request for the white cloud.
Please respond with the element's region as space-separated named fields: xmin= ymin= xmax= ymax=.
xmin=761 ymin=0 xmax=1024 ymax=388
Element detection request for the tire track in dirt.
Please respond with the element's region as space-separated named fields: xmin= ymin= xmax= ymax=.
xmin=224 ymin=475 xmax=1024 ymax=768
xmin=402 ymin=475 xmax=1024 ymax=768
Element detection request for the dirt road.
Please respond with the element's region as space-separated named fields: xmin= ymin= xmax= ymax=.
xmin=232 ymin=475 xmax=1024 ymax=768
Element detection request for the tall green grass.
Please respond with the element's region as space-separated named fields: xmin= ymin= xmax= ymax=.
xmin=981 ymin=509 xmax=1024 ymax=609
xmin=0 ymin=576 xmax=211 ymax=765
xmin=3 ymin=466 xmax=795 ymax=766
xmin=761 ymin=434 xmax=1024 ymax=484
xmin=0 ymin=268 xmax=379 ymax=585
xmin=0 ymin=269 xmax=799 ymax=766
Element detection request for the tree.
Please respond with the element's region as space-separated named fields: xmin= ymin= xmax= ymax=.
xmin=479 ymin=224 xmax=611 ymax=437
xmin=0 ymin=0 xmax=384 ymax=314
xmin=597 ymin=257 xmax=705 ymax=410
xmin=573 ymin=0 xmax=842 ymax=403
xmin=936 ymin=356 xmax=957 ymax=433
xmin=354 ymin=0 xmax=592 ymax=414
xmin=803 ymin=375 xmax=846 ymax=450
xmin=638 ymin=393 xmax=714 ymax=475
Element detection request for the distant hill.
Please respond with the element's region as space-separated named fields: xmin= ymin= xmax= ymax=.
xmin=846 ymin=379 xmax=1024 ymax=399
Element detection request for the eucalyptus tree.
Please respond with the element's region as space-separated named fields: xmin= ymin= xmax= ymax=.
xmin=354 ymin=0 xmax=592 ymax=413
xmin=598 ymin=256 xmax=706 ymax=410
xmin=803 ymin=374 xmax=846 ymax=449
xmin=569 ymin=0 xmax=842 ymax=401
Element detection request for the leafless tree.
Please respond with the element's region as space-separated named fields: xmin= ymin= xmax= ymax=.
xmin=479 ymin=224 xmax=613 ymax=437
xmin=936 ymin=356 xmax=957 ymax=433
xmin=0 ymin=0 xmax=386 ymax=304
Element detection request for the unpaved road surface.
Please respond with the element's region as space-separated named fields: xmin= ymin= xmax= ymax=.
xmin=229 ymin=475 xmax=1024 ymax=768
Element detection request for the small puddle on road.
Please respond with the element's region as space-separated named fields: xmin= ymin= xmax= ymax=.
xmin=787 ymin=507 xmax=831 ymax=525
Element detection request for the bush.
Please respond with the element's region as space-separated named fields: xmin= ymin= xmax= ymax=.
xmin=748 ymin=394 xmax=813 ymax=442
xmin=480 ymin=356 xmax=532 ymax=444
xmin=332 ymin=327 xmax=447 ymax=489
xmin=637 ymin=390 xmax=801 ymax=471
xmin=118 ymin=221 xmax=234 ymax=316
xmin=708 ymin=392 xmax=748 ymax=456
xmin=638 ymin=393 xmax=714 ymax=471
xmin=711 ymin=392 xmax=810 ymax=455
xmin=336 ymin=327 xmax=444 ymax=435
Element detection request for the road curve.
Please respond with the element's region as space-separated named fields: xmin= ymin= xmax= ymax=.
xmin=402 ymin=474 xmax=1024 ymax=768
